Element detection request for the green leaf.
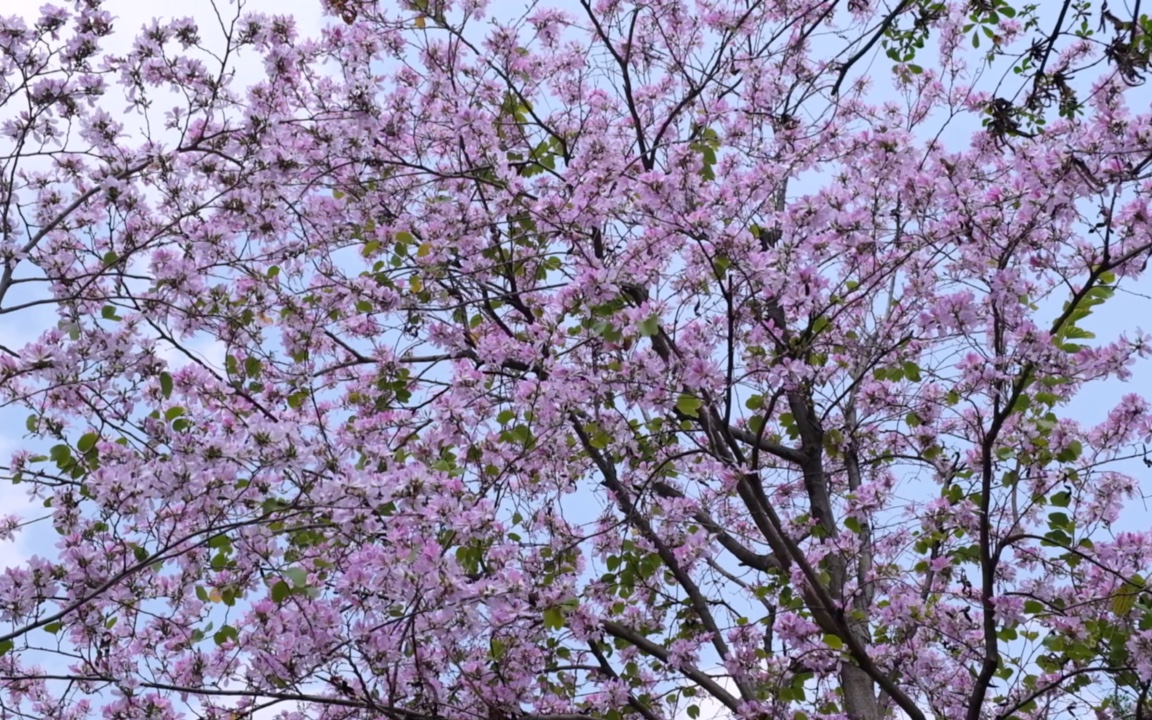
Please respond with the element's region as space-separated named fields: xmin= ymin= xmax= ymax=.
xmin=271 ymin=581 xmax=291 ymax=603
xmin=49 ymin=444 xmax=73 ymax=470
xmin=284 ymin=566 xmax=309 ymax=588
xmin=100 ymin=305 xmax=121 ymax=321
xmin=1055 ymin=440 xmax=1083 ymax=463
xmin=587 ymin=423 xmax=611 ymax=449
xmin=747 ymin=415 xmax=764 ymax=434
xmin=287 ymin=390 xmax=309 ymax=410
xmin=713 ymin=255 xmax=731 ymax=278
xmin=159 ymin=372 xmax=173 ymax=399
xmin=676 ymin=394 xmax=703 ymax=418
xmin=244 ymin=356 xmax=262 ymax=379
xmin=1113 ymin=574 xmax=1146 ymax=615
xmin=823 ymin=633 xmax=844 ymax=650
xmin=490 ymin=638 xmax=507 ymax=659
xmin=213 ymin=625 xmax=239 ymax=646
xmin=44 ymin=621 xmax=62 ymax=634
xmin=902 ymin=361 xmax=922 ymax=382
xmin=745 ymin=394 xmax=764 ymax=411
xmin=543 ymin=607 xmax=565 ymax=630
xmin=0 ymin=640 xmax=13 ymax=655
xmin=1113 ymin=590 xmax=1137 ymax=616
xmin=638 ymin=314 xmax=660 ymax=337
xmin=77 ymin=432 xmax=98 ymax=453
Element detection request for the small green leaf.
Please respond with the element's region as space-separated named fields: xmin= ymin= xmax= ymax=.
xmin=284 ymin=566 xmax=309 ymax=588
xmin=823 ymin=633 xmax=844 ymax=650
xmin=44 ymin=622 xmax=62 ymax=634
xmin=244 ymin=356 xmax=262 ymax=379
xmin=902 ymin=361 xmax=922 ymax=382
xmin=213 ymin=624 xmax=239 ymax=646
xmin=159 ymin=372 xmax=173 ymax=399
xmin=49 ymin=444 xmax=72 ymax=469
xmin=1113 ymin=594 xmax=1136 ymax=617
xmin=287 ymin=390 xmax=309 ymax=410
xmin=1055 ymin=440 xmax=1083 ymax=463
xmin=77 ymin=432 xmax=98 ymax=453
xmin=676 ymin=394 xmax=703 ymax=418
xmin=638 ymin=314 xmax=660 ymax=337
xmin=490 ymin=638 xmax=507 ymax=659
xmin=713 ymin=255 xmax=731 ymax=277
xmin=271 ymin=581 xmax=292 ymax=603
xmin=543 ymin=607 xmax=565 ymax=630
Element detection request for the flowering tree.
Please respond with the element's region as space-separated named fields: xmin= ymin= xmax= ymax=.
xmin=2 ymin=0 xmax=1152 ymax=719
